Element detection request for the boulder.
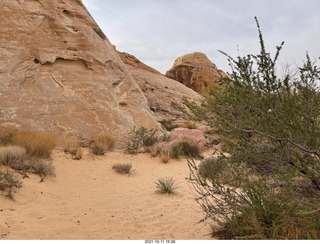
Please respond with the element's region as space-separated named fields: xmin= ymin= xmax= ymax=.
xmin=0 ymin=0 xmax=159 ymax=145
xmin=158 ymin=128 xmax=207 ymax=152
xmin=165 ymin=52 xmax=227 ymax=94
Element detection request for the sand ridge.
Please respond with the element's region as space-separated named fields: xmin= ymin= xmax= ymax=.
xmin=0 ymin=149 xmax=213 ymax=240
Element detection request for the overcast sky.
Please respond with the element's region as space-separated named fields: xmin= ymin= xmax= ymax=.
xmin=82 ymin=0 xmax=320 ymax=74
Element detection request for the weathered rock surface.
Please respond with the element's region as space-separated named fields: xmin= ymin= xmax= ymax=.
xmin=165 ymin=52 xmax=227 ymax=94
xmin=117 ymin=52 xmax=203 ymax=123
xmin=0 ymin=0 xmax=159 ymax=144
xmin=117 ymin=51 xmax=162 ymax=75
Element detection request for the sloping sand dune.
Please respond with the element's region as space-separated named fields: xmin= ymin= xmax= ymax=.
xmin=0 ymin=150 xmax=213 ymax=240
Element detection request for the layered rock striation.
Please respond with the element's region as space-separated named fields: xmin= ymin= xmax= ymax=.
xmin=118 ymin=51 xmax=202 ymax=122
xmin=165 ymin=52 xmax=226 ymax=94
xmin=0 ymin=0 xmax=159 ymax=144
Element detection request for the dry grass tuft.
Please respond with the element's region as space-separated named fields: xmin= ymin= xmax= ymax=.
xmin=27 ymin=158 xmax=55 ymax=180
xmin=0 ymin=127 xmax=17 ymax=145
xmin=12 ymin=131 xmax=57 ymax=158
xmin=91 ymin=135 xmax=115 ymax=155
xmin=161 ymin=151 xmax=170 ymax=163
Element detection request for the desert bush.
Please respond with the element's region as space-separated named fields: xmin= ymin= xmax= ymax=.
xmin=112 ymin=163 xmax=133 ymax=175
xmin=169 ymin=144 xmax=184 ymax=159
xmin=12 ymin=131 xmax=57 ymax=158
xmin=91 ymin=135 xmax=114 ymax=155
xmin=159 ymin=119 xmax=178 ymax=131
xmin=0 ymin=127 xmax=17 ymax=145
xmin=126 ymin=127 xmax=159 ymax=153
xmin=27 ymin=158 xmax=55 ymax=180
xmin=170 ymin=141 xmax=201 ymax=159
xmin=156 ymin=177 xmax=179 ymax=194
xmin=0 ymin=169 xmax=22 ymax=199
xmin=180 ymin=121 xmax=197 ymax=129
xmin=183 ymin=17 xmax=320 ymax=239
xmin=0 ymin=146 xmax=27 ymax=171
xmin=160 ymin=151 xmax=170 ymax=163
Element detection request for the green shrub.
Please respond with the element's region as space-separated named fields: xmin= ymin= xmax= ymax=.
xmin=126 ymin=127 xmax=159 ymax=153
xmin=12 ymin=131 xmax=57 ymax=158
xmin=159 ymin=119 xmax=178 ymax=131
xmin=170 ymin=141 xmax=202 ymax=159
xmin=156 ymin=177 xmax=179 ymax=194
xmin=170 ymin=144 xmax=184 ymax=159
xmin=112 ymin=163 xmax=133 ymax=175
xmin=183 ymin=17 xmax=320 ymax=239
xmin=0 ymin=169 xmax=22 ymax=199
xmin=91 ymin=135 xmax=114 ymax=155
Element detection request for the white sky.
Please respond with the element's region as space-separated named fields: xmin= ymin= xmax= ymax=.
xmin=82 ymin=0 xmax=320 ymax=74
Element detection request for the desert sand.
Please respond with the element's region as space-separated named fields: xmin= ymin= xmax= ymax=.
xmin=0 ymin=149 xmax=213 ymax=240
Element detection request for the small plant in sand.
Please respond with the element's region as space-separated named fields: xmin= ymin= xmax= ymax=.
xmin=156 ymin=177 xmax=179 ymax=194
xmin=12 ymin=131 xmax=57 ymax=158
xmin=150 ymin=146 xmax=159 ymax=157
xmin=160 ymin=151 xmax=170 ymax=163
xmin=0 ymin=169 xmax=22 ymax=199
xmin=112 ymin=163 xmax=133 ymax=175
xmin=91 ymin=135 xmax=115 ymax=155
xmin=126 ymin=126 xmax=159 ymax=154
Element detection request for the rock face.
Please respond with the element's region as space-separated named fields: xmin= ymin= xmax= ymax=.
xmin=0 ymin=0 xmax=159 ymax=144
xmin=117 ymin=51 xmax=162 ymax=75
xmin=117 ymin=52 xmax=202 ymax=122
xmin=165 ymin=52 xmax=226 ymax=94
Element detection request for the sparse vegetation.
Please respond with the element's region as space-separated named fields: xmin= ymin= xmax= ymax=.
xmin=0 ymin=146 xmax=27 ymax=171
xmin=184 ymin=17 xmax=320 ymax=239
xmin=91 ymin=135 xmax=115 ymax=155
xmin=156 ymin=177 xmax=179 ymax=194
xmin=0 ymin=169 xmax=22 ymax=199
xmin=170 ymin=141 xmax=201 ymax=159
xmin=126 ymin=127 xmax=159 ymax=154
xmin=112 ymin=163 xmax=133 ymax=175
xmin=159 ymin=119 xmax=178 ymax=131
xmin=170 ymin=144 xmax=183 ymax=159
xmin=0 ymin=127 xmax=17 ymax=145
xmin=28 ymin=158 xmax=56 ymax=181
xmin=12 ymin=131 xmax=57 ymax=158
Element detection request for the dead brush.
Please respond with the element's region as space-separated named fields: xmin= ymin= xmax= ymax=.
xmin=12 ymin=131 xmax=57 ymax=158
xmin=160 ymin=151 xmax=170 ymax=163
xmin=0 ymin=146 xmax=27 ymax=171
xmin=112 ymin=163 xmax=134 ymax=175
xmin=91 ymin=135 xmax=115 ymax=155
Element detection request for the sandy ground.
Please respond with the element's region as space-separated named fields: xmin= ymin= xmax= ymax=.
xmin=0 ymin=149 xmax=214 ymax=240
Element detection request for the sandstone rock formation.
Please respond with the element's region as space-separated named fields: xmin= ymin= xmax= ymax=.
xmin=117 ymin=51 xmax=161 ymax=75
xmin=165 ymin=52 xmax=227 ymax=94
xmin=0 ymin=0 xmax=159 ymax=144
xmin=118 ymin=52 xmax=202 ymax=123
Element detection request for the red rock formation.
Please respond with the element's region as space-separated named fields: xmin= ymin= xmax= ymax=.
xmin=165 ymin=52 xmax=227 ymax=94
xmin=0 ymin=0 xmax=158 ymax=144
